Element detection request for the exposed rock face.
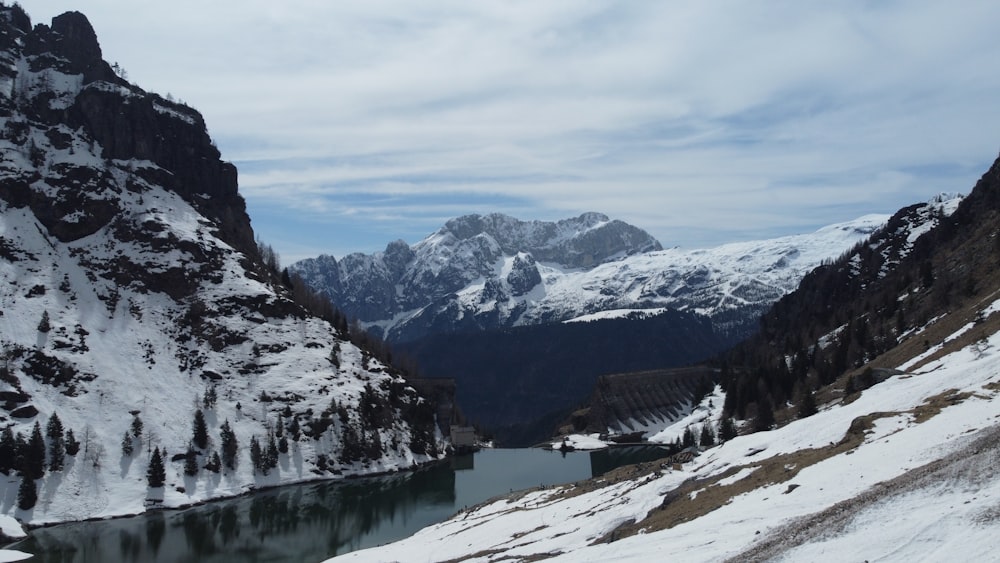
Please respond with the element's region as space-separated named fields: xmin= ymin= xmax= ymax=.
xmin=0 ymin=6 xmax=444 ymax=525
xmin=291 ymin=212 xmax=664 ymax=341
xmin=294 ymin=198 xmax=962 ymax=345
xmin=439 ymin=212 xmax=662 ymax=267
xmin=506 ymin=253 xmax=541 ymax=296
xmin=3 ymin=7 xmax=251 ymax=258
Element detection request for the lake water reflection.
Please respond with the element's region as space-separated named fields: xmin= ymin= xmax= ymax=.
xmin=12 ymin=446 xmax=669 ymax=562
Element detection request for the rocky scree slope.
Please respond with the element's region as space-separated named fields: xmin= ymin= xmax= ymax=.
xmin=0 ymin=7 xmax=443 ymax=526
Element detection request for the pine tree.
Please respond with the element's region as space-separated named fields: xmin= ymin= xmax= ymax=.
xmin=122 ymin=431 xmax=134 ymax=457
xmin=45 ymin=413 xmax=66 ymax=471
xmin=64 ymin=429 xmax=80 ymax=456
xmin=0 ymin=427 xmax=15 ymax=474
xmin=220 ymin=420 xmax=238 ymax=470
xmin=203 ymin=386 xmax=217 ymax=409
xmin=754 ymin=396 xmax=775 ymax=432
xmin=46 ymin=413 xmax=64 ymax=440
xmin=192 ymin=409 xmax=208 ymax=450
xmin=797 ymin=389 xmax=818 ymax=419
xmin=249 ymin=436 xmax=263 ymax=474
xmin=682 ymin=425 xmax=696 ymax=448
xmin=718 ymin=417 xmax=738 ymax=442
xmin=288 ymin=417 xmax=301 ymax=441
xmin=340 ymin=425 xmax=363 ymax=463
xmin=147 ymin=448 xmax=166 ymax=488
xmin=364 ymin=429 xmax=383 ymax=459
xmin=37 ymin=310 xmax=51 ymax=333
xmin=275 ymin=421 xmax=288 ymax=454
xmin=265 ymin=432 xmax=279 ymax=470
xmin=13 ymin=432 xmax=27 ymax=474
xmin=699 ymin=423 xmax=716 ymax=447
xmin=17 ymin=474 xmax=37 ymax=510
xmin=184 ymin=449 xmax=199 ymax=476
xmin=25 ymin=422 xmax=46 ymax=479
xmin=131 ymin=415 xmax=144 ymax=438
xmin=48 ymin=433 xmax=65 ymax=471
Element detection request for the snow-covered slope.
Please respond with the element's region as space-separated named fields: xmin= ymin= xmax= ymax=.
xmin=332 ymin=291 xmax=1000 ymax=563
xmin=0 ymin=7 xmax=444 ymax=528
xmin=293 ymin=203 xmax=960 ymax=343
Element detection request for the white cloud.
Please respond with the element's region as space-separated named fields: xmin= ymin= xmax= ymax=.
xmin=21 ymin=0 xmax=1000 ymax=257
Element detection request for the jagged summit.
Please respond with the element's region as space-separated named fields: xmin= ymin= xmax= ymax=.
xmin=435 ymin=212 xmax=662 ymax=266
xmin=45 ymin=11 xmax=107 ymax=80
xmin=291 ymin=212 xmax=665 ymax=341
xmin=1 ymin=7 xmax=245 ymax=252
xmin=0 ymin=6 xmax=444 ymax=527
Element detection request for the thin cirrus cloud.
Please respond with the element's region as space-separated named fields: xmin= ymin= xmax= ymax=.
xmin=22 ymin=0 xmax=1000 ymax=262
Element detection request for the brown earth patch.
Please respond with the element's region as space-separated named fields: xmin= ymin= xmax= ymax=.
xmin=603 ymin=389 xmax=980 ymax=545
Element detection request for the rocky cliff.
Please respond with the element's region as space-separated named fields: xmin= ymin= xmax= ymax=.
xmin=0 ymin=6 xmax=443 ymax=526
xmin=291 ymin=212 xmax=664 ymax=341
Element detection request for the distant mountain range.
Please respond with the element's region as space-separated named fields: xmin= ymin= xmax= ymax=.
xmin=335 ymin=146 xmax=1000 ymax=563
xmin=291 ymin=200 xmax=961 ymax=445
xmin=292 ymin=200 xmax=961 ymax=344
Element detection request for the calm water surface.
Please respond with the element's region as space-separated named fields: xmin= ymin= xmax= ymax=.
xmin=11 ymin=447 xmax=669 ymax=562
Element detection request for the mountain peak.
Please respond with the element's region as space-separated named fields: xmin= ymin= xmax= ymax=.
xmin=50 ymin=11 xmax=102 ymax=65
xmin=289 ymin=210 xmax=905 ymax=343
xmin=435 ymin=212 xmax=660 ymax=266
xmin=291 ymin=212 xmax=663 ymax=339
xmin=0 ymin=4 xmax=446 ymax=527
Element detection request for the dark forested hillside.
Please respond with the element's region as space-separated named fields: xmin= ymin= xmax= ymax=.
xmin=398 ymin=309 xmax=735 ymax=444
xmin=721 ymin=155 xmax=1000 ymax=428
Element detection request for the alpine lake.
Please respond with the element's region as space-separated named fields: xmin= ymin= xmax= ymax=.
xmin=9 ymin=446 xmax=672 ymax=562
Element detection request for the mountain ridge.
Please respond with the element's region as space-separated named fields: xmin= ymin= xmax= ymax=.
xmin=293 ymin=201 xmax=960 ymax=344
xmin=332 ymin=154 xmax=1000 ymax=562
xmin=0 ymin=6 xmax=445 ymax=528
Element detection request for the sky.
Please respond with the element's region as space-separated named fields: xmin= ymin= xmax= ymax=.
xmin=20 ymin=1 xmax=1000 ymax=263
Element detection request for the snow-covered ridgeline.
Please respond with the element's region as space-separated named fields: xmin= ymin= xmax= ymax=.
xmin=297 ymin=192 xmax=965 ymax=345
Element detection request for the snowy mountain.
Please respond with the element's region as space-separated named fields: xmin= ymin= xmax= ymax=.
xmin=292 ymin=202 xmax=959 ymax=344
xmin=291 ymin=212 xmax=662 ymax=342
xmin=0 ymin=7 xmax=444 ymax=528
xmin=332 ymin=156 xmax=1000 ymax=561
xmin=559 ymin=192 xmax=966 ymax=436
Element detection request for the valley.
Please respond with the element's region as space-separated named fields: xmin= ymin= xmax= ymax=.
xmin=3 ymin=4 xmax=1000 ymax=563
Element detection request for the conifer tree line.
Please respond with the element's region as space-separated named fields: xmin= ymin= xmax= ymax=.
xmin=2 ymin=366 xmax=443 ymax=506
xmin=1 ymin=413 xmax=79 ymax=510
xmin=717 ymin=164 xmax=1000 ymax=435
xmin=254 ymin=237 xmax=424 ymax=379
xmin=669 ymin=417 xmax=737 ymax=452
